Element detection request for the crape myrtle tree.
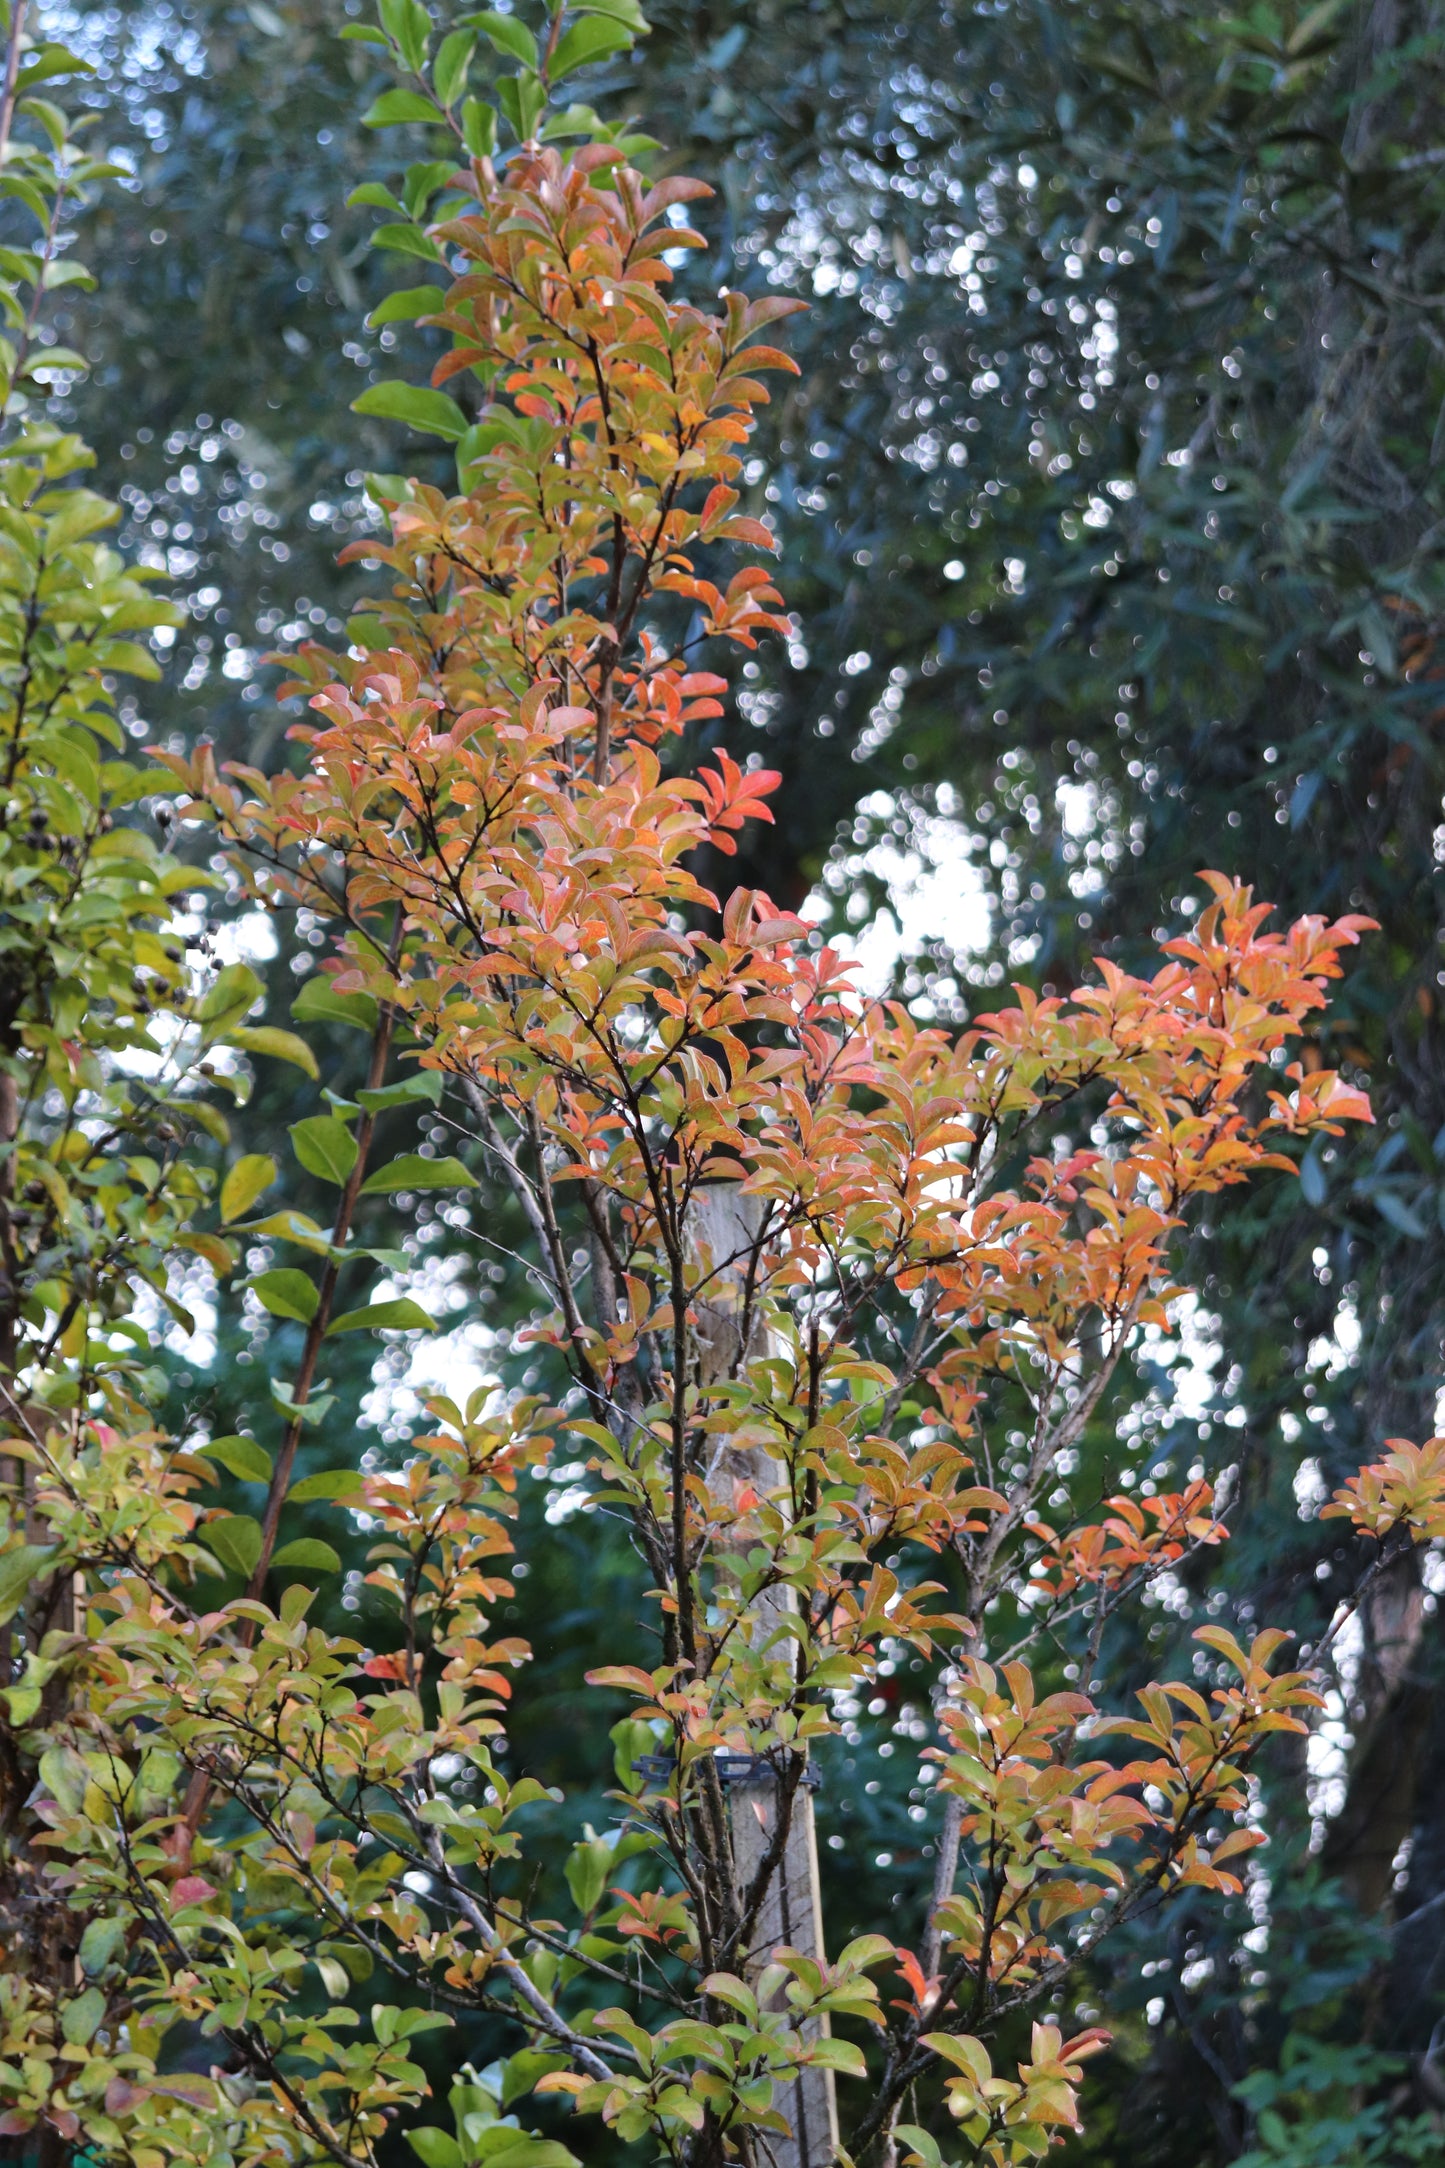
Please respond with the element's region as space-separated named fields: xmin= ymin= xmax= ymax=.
xmin=4 ymin=5 xmax=1444 ymax=2168
xmin=45 ymin=5 xmax=1445 ymax=2155
xmin=2 ymin=3 xmax=1418 ymax=2165
xmin=0 ymin=0 xmax=320 ymax=2158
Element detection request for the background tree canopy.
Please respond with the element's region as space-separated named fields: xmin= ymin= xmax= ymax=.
xmin=41 ymin=0 xmax=1445 ymax=2158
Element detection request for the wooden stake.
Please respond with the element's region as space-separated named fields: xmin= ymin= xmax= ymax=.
xmin=690 ymin=1185 xmax=838 ymax=2168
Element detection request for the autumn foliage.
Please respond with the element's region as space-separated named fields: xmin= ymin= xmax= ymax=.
xmin=1 ymin=7 xmax=1439 ymax=2168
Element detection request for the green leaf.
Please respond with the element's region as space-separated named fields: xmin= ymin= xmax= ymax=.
xmin=206 ymin=1515 xmax=264 ymax=1577
xmin=249 ymin=1268 xmax=320 ymax=1324
xmin=41 ymin=260 xmax=96 ymax=293
xmin=363 ymin=88 xmax=445 ymax=127
xmin=0 ymin=1542 xmax=55 ymax=1625
xmin=541 ymin=101 xmax=604 ymax=141
xmin=199 ymin=1434 xmax=274 ymax=1485
xmin=461 ymin=95 xmax=497 ymax=157
xmin=372 ymin=222 xmax=446 ymax=263
xmin=356 ymin=1071 xmax=445 ymax=1112
xmin=228 ymin=1025 xmax=320 ymax=1078
xmin=288 ymin=1468 xmax=365 ymax=1503
xmin=362 ymin=472 xmax=414 ymax=508
xmin=496 ymin=69 xmax=546 ymax=140
xmin=3 ymin=1680 xmax=41 ymax=1727
xmin=565 ymin=1835 xmax=612 ymax=1917
xmin=16 ymin=95 xmax=66 ymax=152
xmin=501 ymin=2050 xmax=569 ymax=2107
xmin=574 ymin=0 xmax=649 ymax=28
xmin=837 ymin=1933 xmax=897 ymax=1970
xmin=43 ymin=489 xmax=115 ymax=545
xmin=292 ymin=978 xmax=378 ymax=1032
xmin=39 ymin=1745 xmax=88 ymax=1814
xmin=220 ymin=1153 xmax=278 ymax=1224
xmin=805 ymin=2036 xmax=867 ymax=2075
xmin=548 ymin=14 xmax=633 ymax=78
xmin=271 ymin=1538 xmax=342 ymax=1574
xmin=348 ymin=181 xmax=405 ymax=212
xmin=94 ymin=638 xmax=162 ymax=680
xmin=197 ymin=960 xmax=264 ymax=1027
xmin=19 ymin=344 xmax=88 ymax=377
xmin=610 ymin=1715 xmax=656 ymax=1792
xmin=60 ymin=1986 xmax=106 ymax=2047
xmin=17 ymin=44 xmax=96 ymax=90
xmin=78 ymin=1917 xmax=127 ymax=1976
xmin=368 ymin=285 xmax=446 ymax=328
xmin=271 ymin=1382 xmax=336 ymax=1428
xmin=290 ymin=1116 xmax=359 ymax=1186
xmin=403 ymin=158 xmax=462 ymax=217
xmin=606 ymin=129 xmax=662 ymax=157
xmin=353 ymin=381 xmax=469 ymax=442
xmin=466 ymin=9 xmax=537 ymax=63
xmin=380 ymin=0 xmax=432 ymax=67
xmin=434 ymin=27 xmax=475 ymax=104
xmin=407 ymin=2132 xmax=463 ymax=2168
xmin=234 ymin=1209 xmax=334 ymax=1256
xmin=474 ymin=2140 xmax=578 ymax=2168
xmin=894 ymin=2129 xmax=944 ymax=2168
xmin=327 ymin=1297 xmax=438 ymax=1335
xmin=0 ymin=172 xmax=49 ymax=224
xmin=314 ymin=1952 xmax=350 ymax=1995
xmin=361 ymin=1153 xmax=478 ymax=1194
xmin=456 ymin=416 xmax=523 ymax=471
xmin=1372 ymin=1189 xmax=1428 ymax=1239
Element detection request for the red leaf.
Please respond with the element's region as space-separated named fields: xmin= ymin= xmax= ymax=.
xmin=171 ymin=1875 xmax=218 ymax=1908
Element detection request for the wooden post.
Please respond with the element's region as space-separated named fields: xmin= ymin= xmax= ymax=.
xmin=690 ymin=1185 xmax=839 ymax=2168
xmin=728 ymin=1765 xmax=838 ymax=2168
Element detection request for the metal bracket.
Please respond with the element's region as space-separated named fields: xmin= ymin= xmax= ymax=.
xmin=634 ymin=1751 xmax=822 ymax=1792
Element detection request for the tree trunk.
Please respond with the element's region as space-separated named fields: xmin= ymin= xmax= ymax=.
xmin=1321 ymin=1547 xmax=1430 ymax=1917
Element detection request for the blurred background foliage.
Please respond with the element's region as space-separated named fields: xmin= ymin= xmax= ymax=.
xmin=38 ymin=0 xmax=1445 ymax=2159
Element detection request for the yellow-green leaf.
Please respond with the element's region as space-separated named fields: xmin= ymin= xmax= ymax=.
xmin=229 ymin=1025 xmax=320 ymax=1078
xmin=220 ymin=1153 xmax=278 ymax=1224
xmin=0 ymin=1542 xmax=56 ymax=1624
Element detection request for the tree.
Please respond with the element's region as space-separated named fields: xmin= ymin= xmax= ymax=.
xmin=8 ymin=6 xmax=1445 ymax=2167
xmin=47 ymin=2 xmax=1445 ymax=2154
xmin=0 ymin=4 xmax=305 ymax=2160
xmin=10 ymin=11 xmax=1412 ymax=2165
xmin=605 ymin=8 xmax=1445 ymax=2144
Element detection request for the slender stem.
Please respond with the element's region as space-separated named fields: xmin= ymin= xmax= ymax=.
xmin=244 ymin=972 xmax=400 ymax=1601
xmin=921 ymin=1794 xmax=961 ymax=1981
xmin=538 ymin=0 xmax=567 ymax=84
xmin=180 ymin=920 xmax=403 ymax=1846
xmin=0 ymin=0 xmax=28 ymax=176
xmin=964 ymin=1282 xmax=1146 ymax=1616
xmin=421 ymin=1830 xmax=619 ymax=2080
